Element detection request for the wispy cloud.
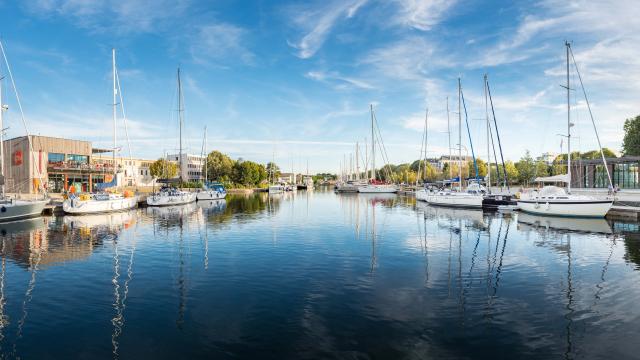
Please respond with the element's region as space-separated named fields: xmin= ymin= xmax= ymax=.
xmin=23 ymin=0 xmax=191 ymax=34
xmin=306 ymin=70 xmax=375 ymax=90
xmin=392 ymin=0 xmax=457 ymax=31
xmin=188 ymin=23 xmax=255 ymax=66
xmin=287 ymin=0 xmax=368 ymax=59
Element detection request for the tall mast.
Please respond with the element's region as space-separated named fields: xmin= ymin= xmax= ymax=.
xmin=566 ymin=41 xmax=572 ymax=194
xmin=364 ymin=137 xmax=368 ymax=180
xmin=355 ymin=142 xmax=360 ymax=181
xmin=424 ymin=107 xmax=428 ymax=181
xmin=0 ymin=77 xmax=5 ymax=197
xmin=370 ymin=104 xmax=375 ymax=181
xmin=484 ymin=74 xmax=491 ymax=191
xmin=112 ymin=48 xmax=117 ymax=177
xmin=458 ymin=78 xmax=462 ymax=189
xmin=204 ymin=126 xmax=207 ymax=183
xmin=177 ymin=67 xmax=183 ymax=182
xmin=447 ymin=96 xmax=452 ymax=180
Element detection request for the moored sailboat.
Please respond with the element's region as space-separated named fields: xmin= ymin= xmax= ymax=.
xmin=62 ymin=49 xmax=138 ymax=214
xmin=358 ymin=105 xmax=397 ymax=194
xmin=0 ymin=46 xmax=48 ymax=221
xmin=196 ymin=127 xmax=227 ymax=201
xmin=517 ymin=42 xmax=613 ymax=218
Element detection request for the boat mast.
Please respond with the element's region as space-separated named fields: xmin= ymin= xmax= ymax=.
xmin=177 ymin=67 xmax=183 ymax=183
xmin=112 ymin=49 xmax=117 ymax=179
xmin=355 ymin=142 xmax=359 ymax=181
xmin=0 ymin=78 xmax=4 ymax=197
xmin=458 ymin=78 xmax=462 ymax=190
xmin=204 ymin=126 xmax=207 ymax=183
xmin=566 ymin=41 xmax=572 ymax=194
xmin=447 ymin=96 xmax=452 ymax=181
xmin=424 ymin=107 xmax=428 ymax=181
xmin=370 ymin=104 xmax=375 ymax=181
xmin=484 ymin=74 xmax=491 ymax=191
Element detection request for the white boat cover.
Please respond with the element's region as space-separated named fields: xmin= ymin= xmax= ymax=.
xmin=534 ymin=174 xmax=570 ymax=183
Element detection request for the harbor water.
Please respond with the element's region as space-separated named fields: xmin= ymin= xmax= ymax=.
xmin=0 ymin=190 xmax=639 ymax=359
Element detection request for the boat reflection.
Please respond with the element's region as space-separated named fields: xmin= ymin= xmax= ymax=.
xmin=517 ymin=212 xmax=612 ymax=234
xmin=63 ymin=210 xmax=137 ymax=230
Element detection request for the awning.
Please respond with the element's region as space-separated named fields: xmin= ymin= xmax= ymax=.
xmin=534 ymin=174 xmax=570 ymax=183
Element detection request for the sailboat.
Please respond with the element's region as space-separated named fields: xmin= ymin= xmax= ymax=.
xmin=427 ymin=78 xmax=486 ymax=208
xmin=196 ymin=126 xmax=226 ymax=201
xmin=415 ymin=108 xmax=430 ymax=202
xmin=62 ymin=49 xmax=138 ymax=214
xmin=358 ymin=105 xmax=397 ymax=194
xmin=147 ymin=68 xmax=197 ymax=206
xmin=0 ymin=67 xmax=48 ymax=221
xmin=517 ymin=42 xmax=613 ymax=218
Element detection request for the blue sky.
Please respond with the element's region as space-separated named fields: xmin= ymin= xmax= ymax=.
xmin=0 ymin=0 xmax=637 ymax=173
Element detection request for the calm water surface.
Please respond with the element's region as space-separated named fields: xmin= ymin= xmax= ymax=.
xmin=0 ymin=190 xmax=639 ymax=359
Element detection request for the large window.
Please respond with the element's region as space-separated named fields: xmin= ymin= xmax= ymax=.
xmin=48 ymin=153 xmax=65 ymax=164
xmin=68 ymin=154 xmax=88 ymax=164
xmin=613 ymin=163 xmax=640 ymax=189
xmin=48 ymin=173 xmax=65 ymax=193
xmin=594 ymin=165 xmax=609 ymax=188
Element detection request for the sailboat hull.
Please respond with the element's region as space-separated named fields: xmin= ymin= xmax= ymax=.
xmin=357 ymin=185 xmax=397 ymax=193
xmin=426 ymin=193 xmax=483 ymax=208
xmin=517 ymin=199 xmax=613 ymax=218
xmin=0 ymin=199 xmax=48 ymax=222
xmin=147 ymin=192 xmax=196 ymax=206
xmin=196 ymin=190 xmax=226 ymax=201
xmin=63 ymin=196 xmax=138 ymax=214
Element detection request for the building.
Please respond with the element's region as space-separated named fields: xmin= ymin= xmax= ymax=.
xmin=92 ymin=155 xmax=155 ymax=187
xmin=1 ymin=135 xmax=156 ymax=194
xmin=166 ymin=153 xmax=205 ymax=182
xmin=571 ymin=156 xmax=640 ymax=189
xmin=437 ymin=155 xmax=473 ymax=170
xmin=278 ymin=172 xmax=295 ymax=184
xmin=538 ymin=152 xmax=557 ymax=165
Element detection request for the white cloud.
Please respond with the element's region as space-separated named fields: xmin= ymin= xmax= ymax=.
xmin=287 ymin=0 xmax=368 ymax=59
xmin=189 ymin=24 xmax=255 ymax=66
xmin=393 ymin=0 xmax=456 ymax=31
xmin=305 ymin=70 xmax=375 ymax=90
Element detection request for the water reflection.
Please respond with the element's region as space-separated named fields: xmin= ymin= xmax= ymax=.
xmin=0 ymin=192 xmax=636 ymax=358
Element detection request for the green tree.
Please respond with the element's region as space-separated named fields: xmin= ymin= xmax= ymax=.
xmin=504 ymin=161 xmax=519 ymax=184
xmin=266 ymin=162 xmax=281 ymax=180
xmin=232 ymin=160 xmax=267 ymax=186
xmin=149 ymin=159 xmax=178 ymax=179
xmin=515 ymin=151 xmax=536 ymax=185
xmin=205 ymin=150 xmax=235 ymax=181
xmin=535 ymin=160 xmax=550 ymax=178
xmin=623 ymin=115 xmax=640 ymax=155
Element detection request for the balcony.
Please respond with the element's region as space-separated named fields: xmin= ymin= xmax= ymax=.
xmin=47 ymin=161 xmax=117 ymax=173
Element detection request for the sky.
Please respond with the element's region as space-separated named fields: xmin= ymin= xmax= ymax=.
xmin=0 ymin=0 xmax=638 ymax=173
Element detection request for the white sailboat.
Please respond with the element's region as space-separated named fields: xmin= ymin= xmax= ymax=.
xmin=415 ymin=107 xmax=430 ymax=202
xmin=517 ymin=42 xmax=613 ymax=218
xmin=196 ymin=126 xmax=226 ymax=201
xmin=147 ymin=68 xmax=196 ymax=206
xmin=0 ymin=45 xmax=48 ymax=221
xmin=427 ymin=78 xmax=485 ymax=208
xmin=63 ymin=49 xmax=138 ymax=214
xmin=358 ymin=105 xmax=397 ymax=194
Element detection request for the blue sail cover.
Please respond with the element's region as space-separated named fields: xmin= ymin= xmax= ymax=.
xmin=95 ymin=176 xmax=118 ymax=191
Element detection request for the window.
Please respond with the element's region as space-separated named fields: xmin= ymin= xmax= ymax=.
xmin=48 ymin=153 xmax=65 ymax=164
xmin=68 ymin=154 xmax=88 ymax=164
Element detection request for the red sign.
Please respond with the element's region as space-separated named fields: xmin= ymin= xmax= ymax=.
xmin=13 ymin=150 xmax=23 ymax=166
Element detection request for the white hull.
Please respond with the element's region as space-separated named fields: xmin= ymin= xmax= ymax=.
xmin=415 ymin=189 xmax=429 ymax=202
xmin=426 ymin=192 xmax=483 ymax=208
xmin=517 ymin=212 xmax=612 ymax=233
xmin=517 ymin=199 xmax=612 ymax=218
xmin=63 ymin=210 xmax=135 ymax=228
xmin=63 ymin=196 xmax=137 ymax=214
xmin=196 ymin=190 xmax=226 ymax=201
xmin=0 ymin=199 xmax=48 ymax=221
xmin=147 ymin=191 xmax=196 ymax=206
xmin=357 ymin=185 xmax=397 ymax=193
xmin=269 ymin=185 xmax=284 ymax=194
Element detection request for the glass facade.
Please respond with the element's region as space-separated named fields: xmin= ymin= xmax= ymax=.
xmin=48 ymin=174 xmax=65 ymax=193
xmin=48 ymin=153 xmax=65 ymax=164
xmin=613 ymin=163 xmax=639 ymax=189
xmin=68 ymin=154 xmax=88 ymax=164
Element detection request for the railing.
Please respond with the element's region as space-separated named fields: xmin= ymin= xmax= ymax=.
xmin=47 ymin=161 xmax=117 ymax=172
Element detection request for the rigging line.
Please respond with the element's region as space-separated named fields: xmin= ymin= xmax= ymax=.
xmin=486 ymin=79 xmax=510 ymax=190
xmin=13 ymin=241 xmax=43 ymax=356
xmin=114 ymin=67 xmax=134 ymax=184
xmin=0 ymin=40 xmax=46 ymax=195
xmin=487 ymin=113 xmax=500 ymax=187
xmin=460 ymin=86 xmax=479 ymax=180
xmin=416 ymin=111 xmax=427 ymax=185
xmin=568 ymin=46 xmax=612 ymax=187
xmin=373 ymin=112 xmax=393 ymax=181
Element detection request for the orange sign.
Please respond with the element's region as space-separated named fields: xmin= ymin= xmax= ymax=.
xmin=13 ymin=150 xmax=23 ymax=166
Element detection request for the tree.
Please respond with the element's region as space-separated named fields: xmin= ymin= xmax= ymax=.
xmin=504 ymin=161 xmax=519 ymax=184
xmin=205 ymin=151 xmax=235 ymax=181
xmin=623 ymin=115 xmax=640 ymax=156
xmin=465 ymin=159 xmax=487 ymax=179
xmin=266 ymin=162 xmax=281 ymax=180
xmin=515 ymin=151 xmax=536 ymax=185
xmin=232 ymin=160 xmax=267 ymax=186
xmin=535 ymin=160 xmax=550 ymax=178
xmin=150 ymin=159 xmax=178 ymax=179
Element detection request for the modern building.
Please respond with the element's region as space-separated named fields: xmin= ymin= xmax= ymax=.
xmin=166 ymin=153 xmax=205 ymax=182
xmin=278 ymin=172 xmax=295 ymax=184
xmin=1 ymin=135 xmax=157 ymax=194
xmin=437 ymin=155 xmax=473 ymax=171
xmin=571 ymin=156 xmax=640 ymax=189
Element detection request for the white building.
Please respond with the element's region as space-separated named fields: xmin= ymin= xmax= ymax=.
xmin=538 ymin=152 xmax=557 ymax=165
xmin=278 ymin=172 xmax=295 ymax=184
xmin=92 ymin=155 xmax=156 ymax=187
xmin=166 ymin=153 xmax=205 ymax=182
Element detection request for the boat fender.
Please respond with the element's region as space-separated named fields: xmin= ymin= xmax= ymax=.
xmin=546 ymin=202 xmax=550 ymax=210
xmin=534 ymin=202 xmax=540 ymax=209
xmin=0 ymin=206 xmax=5 ymax=213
